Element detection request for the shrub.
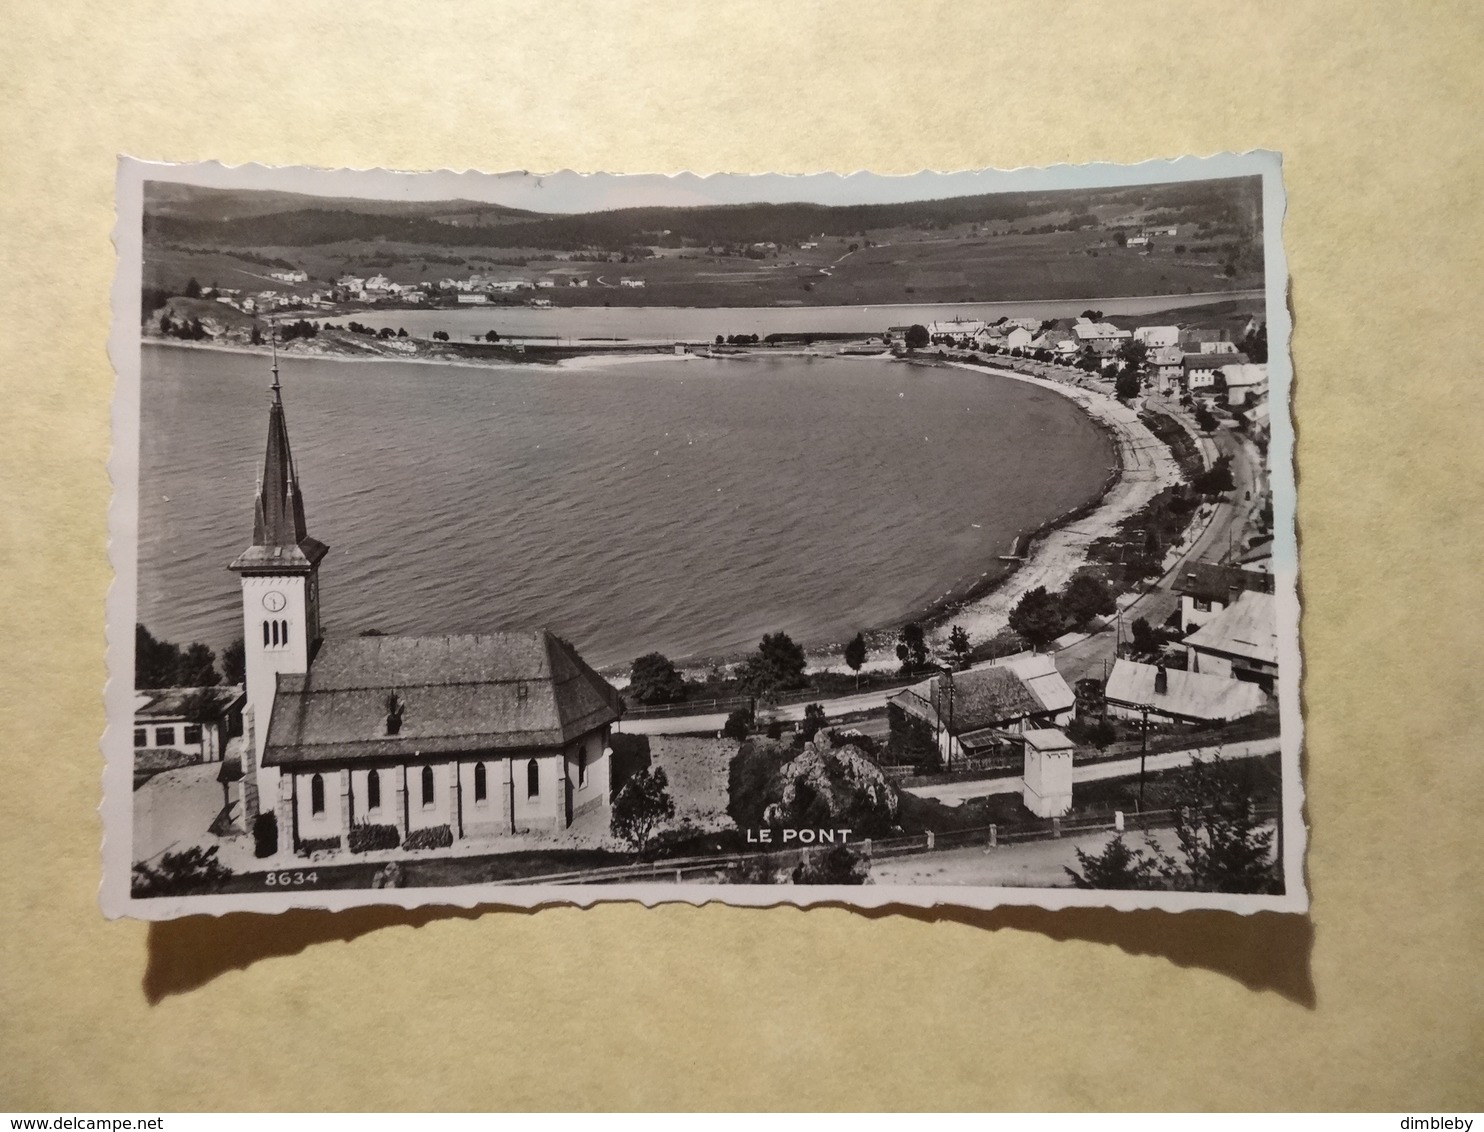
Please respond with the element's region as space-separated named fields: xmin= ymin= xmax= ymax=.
xmin=300 ymin=836 xmax=342 ymax=855
xmin=349 ymin=823 xmax=401 ymax=853
xmin=610 ymin=766 xmax=676 ymax=857
xmin=722 ymin=706 xmax=753 ymax=741
xmin=404 ymin=824 xmax=453 ymax=851
xmin=132 ymin=846 xmax=234 ymax=897
xmin=792 ymin=843 xmax=871 ymax=885
xmin=252 ymin=812 xmax=278 ymax=858
xmin=765 ymin=719 xmax=783 ymax=740
xmin=726 ymin=740 xmax=791 ymax=831
xmin=800 ymin=703 xmax=828 ymax=743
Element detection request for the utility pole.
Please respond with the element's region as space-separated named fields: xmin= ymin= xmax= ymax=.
xmin=1139 ymin=704 xmax=1149 ymax=810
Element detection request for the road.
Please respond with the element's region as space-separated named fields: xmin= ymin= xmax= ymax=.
xmin=904 ymin=737 xmax=1279 ymax=807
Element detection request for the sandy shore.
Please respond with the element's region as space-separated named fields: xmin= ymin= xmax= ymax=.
xmin=920 ymin=363 xmax=1182 ymax=649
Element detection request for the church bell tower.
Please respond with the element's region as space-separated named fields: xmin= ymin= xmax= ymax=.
xmin=228 ymin=338 xmax=328 ymax=828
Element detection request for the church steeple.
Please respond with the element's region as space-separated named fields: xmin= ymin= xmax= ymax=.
xmin=231 ymin=332 xmax=328 ymax=573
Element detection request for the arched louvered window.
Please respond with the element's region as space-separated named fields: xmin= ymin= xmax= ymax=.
xmin=421 ymin=765 xmax=435 ymax=808
xmin=474 ymin=762 xmax=487 ymax=803
xmin=526 ymin=758 xmax=540 ymax=799
xmin=310 ymin=773 xmax=325 ymax=815
xmin=366 ymin=769 xmax=381 ymax=811
xmin=263 ymin=620 xmax=271 ymax=647
xmin=280 ymin=620 xmax=289 ymax=647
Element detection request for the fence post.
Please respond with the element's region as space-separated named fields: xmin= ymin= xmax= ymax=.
xmin=1114 ymin=810 xmax=1124 ymax=833
xmin=675 ymin=868 xmax=683 ymax=883
xmin=925 ymin=830 xmax=935 ymax=851
xmin=861 ymin=838 xmax=872 ymax=860
xmin=1052 ymin=817 xmax=1061 ymax=839
xmin=988 ymin=823 xmax=997 ymax=850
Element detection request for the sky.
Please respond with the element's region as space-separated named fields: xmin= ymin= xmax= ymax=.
xmin=140 ymin=154 xmax=1274 ymax=215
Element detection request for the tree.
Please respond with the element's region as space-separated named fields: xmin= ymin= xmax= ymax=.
xmin=740 ymin=631 xmax=807 ymax=701
xmin=184 ymin=277 xmax=201 ymax=299
xmin=1114 ymin=231 xmax=1128 ymax=247
xmin=628 ymin=652 xmax=688 ymax=706
xmin=948 ymin=624 xmax=972 ymax=670
xmin=904 ymin=323 xmax=929 ymax=349
xmin=1062 ymin=573 xmax=1116 ymax=626
xmin=843 ymin=631 xmax=867 ymax=690
xmin=800 ymin=703 xmax=828 ymax=743
xmin=895 ymin=622 xmax=929 ymax=672
xmin=1238 ymin=322 xmax=1268 ymax=363
xmin=1162 ymin=755 xmax=1280 ymax=893
xmin=220 ymin=637 xmax=246 ymax=686
xmin=1129 ymin=616 xmax=1161 ymax=657
xmin=1194 ymin=404 xmax=1217 ymax=432
xmin=610 ymin=766 xmax=675 ymax=858
xmin=250 ymin=323 xmax=263 ymax=346
xmin=1007 ymin=586 xmax=1065 ymax=650
xmin=484 ymin=329 xmax=500 ymax=342
xmin=135 ymin=623 xmax=181 ymax=688
xmin=722 ymin=706 xmax=754 ymax=741
xmin=1193 ymin=455 xmax=1235 ymax=496
xmin=177 ymin=642 xmax=221 ymax=687
xmin=1065 ymin=834 xmax=1169 ymax=890
xmin=1115 ymin=366 xmax=1141 ymax=400
xmin=178 ymin=687 xmax=221 ymax=728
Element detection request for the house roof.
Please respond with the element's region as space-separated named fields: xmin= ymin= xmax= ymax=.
xmin=1183 ymin=352 xmax=1250 ymax=372
xmin=1221 ymin=362 xmax=1268 ymax=387
xmin=1073 ymin=322 xmax=1131 ymax=341
xmin=1104 ymin=659 xmax=1267 ymax=722
xmin=1023 ymin=728 xmax=1076 ymax=752
xmin=262 ymin=631 xmax=622 ymax=767
xmin=1175 ymin=562 xmax=1253 ymax=603
xmin=135 ymin=685 xmax=245 ymax=721
xmin=888 ymin=654 xmax=1074 ymax=733
xmin=1184 ymin=590 xmax=1279 ymax=666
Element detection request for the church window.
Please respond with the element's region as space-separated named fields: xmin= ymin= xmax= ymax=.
xmin=155 ymin=726 xmax=175 ymax=747
xmin=271 ymin=620 xmax=280 ymax=647
xmin=280 ymin=620 xmax=289 ymax=647
xmin=366 ymin=769 xmax=381 ymax=811
xmin=263 ymin=620 xmax=271 ymax=647
xmin=421 ymin=765 xmax=435 ymax=808
xmin=577 ymin=745 xmax=588 ymax=788
xmin=310 ymin=773 xmax=325 ymax=815
xmin=133 ymin=728 xmax=147 ymax=748
xmin=182 ymin=725 xmax=202 ymax=746
xmin=526 ymin=758 xmax=540 ymax=799
xmin=474 ymin=762 xmax=487 ymax=803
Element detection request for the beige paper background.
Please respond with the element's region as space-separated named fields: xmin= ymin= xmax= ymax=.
xmin=1 ymin=0 xmax=1480 ymax=1111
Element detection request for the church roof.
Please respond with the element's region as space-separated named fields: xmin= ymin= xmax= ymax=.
xmin=261 ymin=631 xmax=623 ymax=767
xmin=230 ymin=371 xmax=328 ymax=575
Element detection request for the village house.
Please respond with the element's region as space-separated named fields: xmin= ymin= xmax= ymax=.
xmin=133 ymin=686 xmax=245 ymax=763
xmin=887 ymin=655 xmax=1075 ymax=764
xmin=619 ymin=277 xmax=646 ymax=288
xmin=1218 ymin=361 xmax=1268 ymax=407
xmin=928 ymin=318 xmax=986 ymax=342
xmin=1103 ymin=659 xmax=1267 ymax=725
xmin=270 ymin=269 xmax=308 ymax=284
xmin=1174 ymin=561 xmax=1273 ymax=634
xmin=1182 ymin=351 xmax=1250 ymax=393
xmin=1072 ymin=319 xmax=1132 ymax=356
xmin=1184 ymin=590 xmax=1280 ymax=692
xmin=1134 ymin=325 xmax=1181 ymax=349
xmin=228 ymin=361 xmax=623 ymax=860
xmin=1126 ymin=235 xmax=1150 ymax=248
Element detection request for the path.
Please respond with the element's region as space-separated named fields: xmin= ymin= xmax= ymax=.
xmin=870 ymin=826 xmax=1185 ymax=888
xmin=904 ymin=737 xmax=1279 ymax=807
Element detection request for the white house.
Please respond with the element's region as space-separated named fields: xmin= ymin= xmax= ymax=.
xmin=1103 ymin=660 xmax=1267 ymax=725
xmin=1003 ymin=326 xmax=1035 ymax=352
xmin=1184 ymin=590 xmax=1279 ymax=692
xmin=1174 ymin=562 xmax=1270 ymax=635
xmin=1219 ymin=362 xmax=1268 ymax=407
xmin=1072 ymin=319 xmax=1132 ymax=355
xmin=227 ymin=364 xmax=622 ymax=859
xmin=1182 ymin=351 xmax=1249 ymax=393
xmin=1134 ymin=325 xmax=1181 ymax=349
xmin=133 ymin=686 xmax=246 ymax=763
xmin=619 ymin=278 xmax=646 ymax=288
xmin=270 ymin=269 xmax=308 ymax=284
xmin=457 ymin=293 xmax=490 ymax=304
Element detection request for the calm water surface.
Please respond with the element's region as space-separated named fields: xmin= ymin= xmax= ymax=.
xmin=138 ymin=345 xmax=1113 ymax=670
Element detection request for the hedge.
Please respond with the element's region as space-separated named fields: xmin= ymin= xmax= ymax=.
xmin=300 ymin=836 xmax=341 ymax=855
xmin=348 ymin=823 xmax=401 ymax=853
xmin=403 ymin=824 xmax=453 ymax=851
xmin=252 ymin=813 xmax=278 ymax=858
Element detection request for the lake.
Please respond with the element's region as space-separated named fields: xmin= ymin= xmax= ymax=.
xmin=320 ymin=290 xmax=1264 ymax=346
xmin=137 ymin=344 xmax=1114 ymax=671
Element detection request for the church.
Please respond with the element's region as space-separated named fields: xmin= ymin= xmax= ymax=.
xmin=229 ymin=356 xmax=623 ymax=860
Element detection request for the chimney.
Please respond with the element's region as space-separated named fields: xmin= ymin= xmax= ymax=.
xmin=1154 ymin=666 xmax=1168 ymax=695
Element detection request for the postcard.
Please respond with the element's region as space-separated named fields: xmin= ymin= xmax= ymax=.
xmin=102 ymin=154 xmax=1304 ymax=918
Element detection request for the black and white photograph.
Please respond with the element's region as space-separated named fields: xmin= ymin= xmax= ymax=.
xmin=103 ymin=154 xmax=1303 ymax=918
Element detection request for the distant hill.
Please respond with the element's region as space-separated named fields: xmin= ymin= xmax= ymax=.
xmin=144 ymin=177 xmax=1262 ymax=254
